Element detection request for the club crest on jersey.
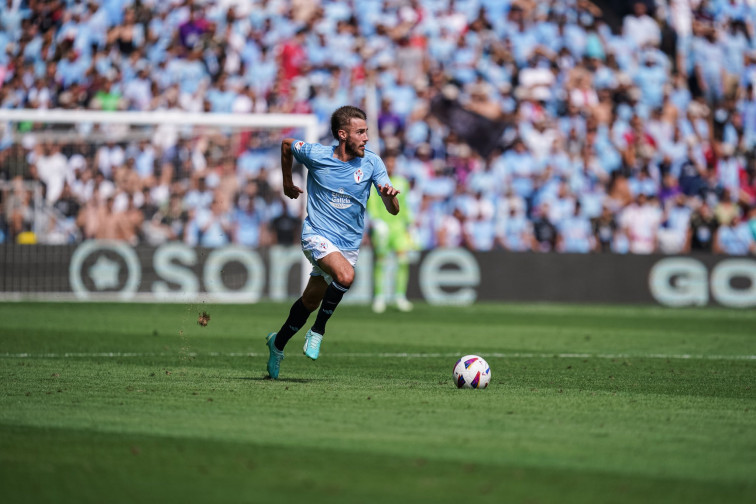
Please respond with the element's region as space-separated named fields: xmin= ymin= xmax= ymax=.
xmin=293 ymin=141 xmax=304 ymax=152
xmin=354 ymin=168 xmax=364 ymax=183
xmin=329 ymin=188 xmax=352 ymax=209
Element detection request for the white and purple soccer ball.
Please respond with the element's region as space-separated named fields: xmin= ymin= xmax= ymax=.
xmin=453 ymin=355 xmax=491 ymax=389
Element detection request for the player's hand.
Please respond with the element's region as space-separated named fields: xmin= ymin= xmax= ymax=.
xmin=378 ymin=184 xmax=400 ymax=198
xmin=283 ymin=184 xmax=303 ymax=199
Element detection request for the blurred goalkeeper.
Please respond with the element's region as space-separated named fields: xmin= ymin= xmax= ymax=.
xmin=367 ymin=152 xmax=414 ymax=313
xmin=265 ymin=105 xmax=401 ymax=379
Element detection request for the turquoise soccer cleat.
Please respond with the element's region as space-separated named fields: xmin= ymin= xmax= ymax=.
xmin=303 ymin=329 xmax=323 ymax=360
xmin=266 ymin=332 xmax=284 ymax=379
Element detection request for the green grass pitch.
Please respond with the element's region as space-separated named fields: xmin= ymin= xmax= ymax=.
xmin=0 ymin=301 xmax=754 ymax=504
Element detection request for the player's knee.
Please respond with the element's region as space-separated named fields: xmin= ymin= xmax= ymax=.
xmin=333 ymin=267 xmax=355 ymax=288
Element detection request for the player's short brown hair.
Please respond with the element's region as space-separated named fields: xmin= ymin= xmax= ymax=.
xmin=331 ymin=105 xmax=367 ymax=140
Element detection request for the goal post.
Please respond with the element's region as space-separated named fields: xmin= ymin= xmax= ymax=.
xmin=0 ymin=109 xmax=320 ymax=141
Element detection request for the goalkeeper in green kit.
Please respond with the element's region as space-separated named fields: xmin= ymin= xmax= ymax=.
xmin=367 ymin=152 xmax=414 ymax=313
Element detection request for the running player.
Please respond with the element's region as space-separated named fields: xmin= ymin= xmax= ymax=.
xmin=265 ymin=105 xmax=401 ymax=379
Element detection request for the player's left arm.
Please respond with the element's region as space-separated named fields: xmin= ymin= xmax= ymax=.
xmin=373 ymin=156 xmax=400 ymax=215
xmin=377 ymin=184 xmax=400 ymax=215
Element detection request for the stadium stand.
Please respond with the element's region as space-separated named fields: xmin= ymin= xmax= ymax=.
xmin=0 ymin=0 xmax=755 ymax=255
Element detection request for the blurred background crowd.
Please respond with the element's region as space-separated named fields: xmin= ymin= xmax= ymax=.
xmin=1 ymin=0 xmax=755 ymax=255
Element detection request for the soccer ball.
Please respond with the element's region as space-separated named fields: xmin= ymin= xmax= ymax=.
xmin=453 ymin=355 xmax=491 ymax=389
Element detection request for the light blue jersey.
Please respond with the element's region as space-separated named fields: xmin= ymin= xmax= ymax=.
xmin=292 ymin=140 xmax=391 ymax=250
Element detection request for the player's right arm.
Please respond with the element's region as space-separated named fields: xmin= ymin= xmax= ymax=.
xmin=281 ymin=138 xmax=304 ymax=199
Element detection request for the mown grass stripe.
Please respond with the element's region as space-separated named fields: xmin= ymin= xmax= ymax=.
xmin=1 ymin=351 xmax=754 ymax=360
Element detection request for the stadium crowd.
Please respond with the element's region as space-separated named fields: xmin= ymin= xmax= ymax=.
xmin=1 ymin=0 xmax=756 ymax=255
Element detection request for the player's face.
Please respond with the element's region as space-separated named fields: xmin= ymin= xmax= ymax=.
xmin=342 ymin=118 xmax=368 ymax=158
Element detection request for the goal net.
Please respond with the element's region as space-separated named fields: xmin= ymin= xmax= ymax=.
xmin=0 ymin=108 xmax=327 ymax=302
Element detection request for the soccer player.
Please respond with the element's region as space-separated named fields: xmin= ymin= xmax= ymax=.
xmin=265 ymin=106 xmax=401 ymax=379
xmin=367 ymin=152 xmax=414 ymax=313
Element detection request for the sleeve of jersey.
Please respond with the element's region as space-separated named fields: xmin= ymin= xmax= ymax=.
xmin=371 ymin=156 xmax=391 ymax=189
xmin=290 ymin=140 xmax=313 ymax=166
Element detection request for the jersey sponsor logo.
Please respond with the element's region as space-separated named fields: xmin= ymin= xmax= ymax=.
xmin=354 ymin=168 xmax=364 ymax=183
xmin=329 ymin=188 xmax=352 ymax=209
xmin=293 ymin=140 xmax=304 ymax=152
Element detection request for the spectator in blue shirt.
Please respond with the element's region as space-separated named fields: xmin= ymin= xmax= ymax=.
xmin=233 ymin=193 xmax=267 ymax=248
xmin=55 ymin=49 xmax=89 ymax=88
xmin=714 ymin=213 xmax=755 ymax=254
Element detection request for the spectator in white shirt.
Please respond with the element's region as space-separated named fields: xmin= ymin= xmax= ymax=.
xmin=622 ymin=1 xmax=662 ymax=49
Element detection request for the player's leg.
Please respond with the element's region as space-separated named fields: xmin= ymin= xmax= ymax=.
xmin=371 ymin=221 xmax=390 ymax=313
xmin=317 ymin=249 xmax=356 ymax=288
xmin=391 ymin=228 xmax=413 ymax=312
xmin=303 ymin=251 xmax=353 ymax=359
xmin=394 ymin=250 xmax=413 ymax=312
xmin=266 ymin=277 xmax=326 ymax=378
xmin=266 ymin=231 xmax=336 ymax=379
xmin=372 ymin=257 xmax=387 ymax=313
xmin=301 ymin=275 xmax=329 ymax=310
xmin=296 ymin=232 xmax=358 ymax=359
xmin=274 ymin=275 xmax=326 ymax=351
xmin=373 ymin=250 xmax=387 ymax=312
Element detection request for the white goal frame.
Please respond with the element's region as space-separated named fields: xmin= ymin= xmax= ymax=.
xmin=0 ymin=109 xmax=319 ymax=142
